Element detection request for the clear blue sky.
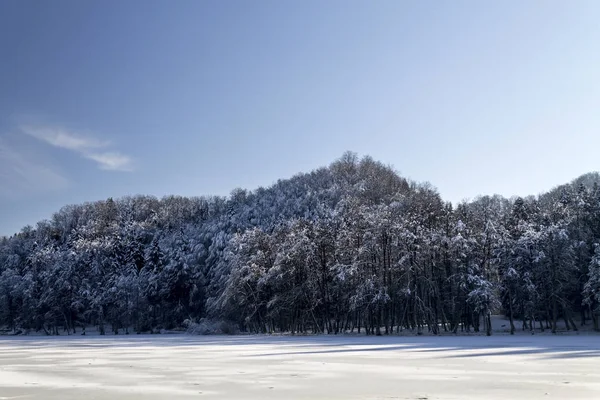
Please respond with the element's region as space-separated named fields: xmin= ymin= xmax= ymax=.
xmin=1 ymin=0 xmax=599 ymax=236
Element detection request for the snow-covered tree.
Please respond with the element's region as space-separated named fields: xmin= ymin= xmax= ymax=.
xmin=0 ymin=155 xmax=598 ymax=335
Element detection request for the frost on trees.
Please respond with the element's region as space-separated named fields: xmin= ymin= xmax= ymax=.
xmin=0 ymin=157 xmax=599 ymax=335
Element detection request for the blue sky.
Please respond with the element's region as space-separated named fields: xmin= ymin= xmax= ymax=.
xmin=1 ymin=1 xmax=600 ymax=236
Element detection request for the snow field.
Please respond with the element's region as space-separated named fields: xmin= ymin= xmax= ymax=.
xmin=0 ymin=334 xmax=599 ymax=399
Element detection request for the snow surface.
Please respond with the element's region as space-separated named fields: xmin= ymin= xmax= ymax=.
xmin=1 ymin=334 xmax=599 ymax=399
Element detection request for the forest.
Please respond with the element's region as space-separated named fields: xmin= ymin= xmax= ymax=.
xmin=1 ymin=153 xmax=600 ymax=336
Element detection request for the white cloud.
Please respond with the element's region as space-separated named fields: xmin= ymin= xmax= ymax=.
xmin=84 ymin=152 xmax=134 ymax=171
xmin=0 ymin=137 xmax=69 ymax=198
xmin=21 ymin=125 xmax=108 ymax=151
xmin=21 ymin=125 xmax=134 ymax=172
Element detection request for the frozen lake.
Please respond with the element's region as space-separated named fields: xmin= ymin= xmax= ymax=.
xmin=1 ymin=334 xmax=599 ymax=399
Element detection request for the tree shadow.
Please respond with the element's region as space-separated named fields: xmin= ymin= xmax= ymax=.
xmin=1 ymin=333 xmax=599 ymax=360
xmin=238 ymin=335 xmax=600 ymax=360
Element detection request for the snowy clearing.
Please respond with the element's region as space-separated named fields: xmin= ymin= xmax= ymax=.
xmin=1 ymin=335 xmax=599 ymax=399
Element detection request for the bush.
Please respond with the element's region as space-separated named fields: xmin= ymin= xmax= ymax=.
xmin=184 ymin=319 xmax=239 ymax=335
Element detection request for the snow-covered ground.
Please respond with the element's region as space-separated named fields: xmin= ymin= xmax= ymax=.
xmin=1 ymin=334 xmax=599 ymax=399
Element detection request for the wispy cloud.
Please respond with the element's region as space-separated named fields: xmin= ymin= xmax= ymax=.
xmin=21 ymin=126 xmax=108 ymax=151
xmin=21 ymin=126 xmax=134 ymax=172
xmin=84 ymin=152 xmax=134 ymax=171
xmin=0 ymin=137 xmax=69 ymax=199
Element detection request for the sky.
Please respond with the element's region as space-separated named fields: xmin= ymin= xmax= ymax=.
xmin=1 ymin=0 xmax=600 ymax=236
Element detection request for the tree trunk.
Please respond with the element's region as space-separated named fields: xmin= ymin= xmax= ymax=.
xmin=508 ymin=292 xmax=515 ymax=335
xmin=485 ymin=310 xmax=492 ymax=336
xmin=551 ymin=296 xmax=558 ymax=334
xmin=592 ymin=307 xmax=599 ymax=332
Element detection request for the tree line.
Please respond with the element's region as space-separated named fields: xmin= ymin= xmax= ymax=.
xmin=1 ymin=153 xmax=599 ymax=335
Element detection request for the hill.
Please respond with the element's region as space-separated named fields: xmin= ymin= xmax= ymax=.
xmin=1 ymin=153 xmax=599 ymax=335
